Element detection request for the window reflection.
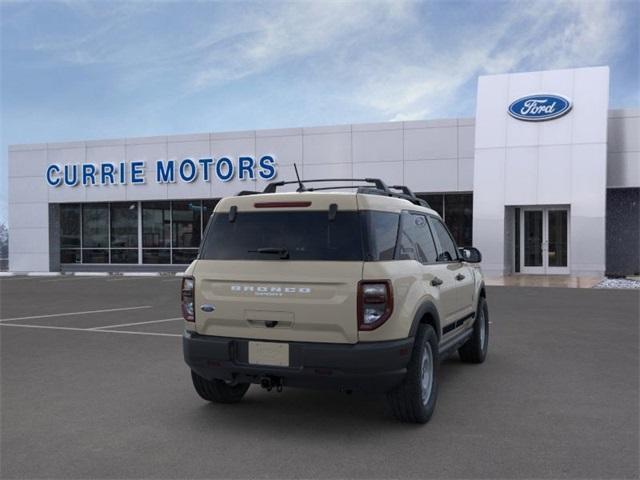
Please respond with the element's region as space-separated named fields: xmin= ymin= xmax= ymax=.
xmin=82 ymin=204 xmax=109 ymax=248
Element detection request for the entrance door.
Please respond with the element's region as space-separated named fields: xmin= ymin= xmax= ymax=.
xmin=520 ymin=207 xmax=569 ymax=274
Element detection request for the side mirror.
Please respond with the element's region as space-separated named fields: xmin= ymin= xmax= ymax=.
xmin=459 ymin=247 xmax=482 ymax=263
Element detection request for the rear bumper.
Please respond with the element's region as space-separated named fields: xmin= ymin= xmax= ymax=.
xmin=183 ymin=331 xmax=414 ymax=393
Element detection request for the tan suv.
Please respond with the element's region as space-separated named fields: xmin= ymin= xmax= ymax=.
xmin=182 ymin=178 xmax=488 ymax=423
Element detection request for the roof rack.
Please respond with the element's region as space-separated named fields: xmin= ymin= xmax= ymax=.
xmin=259 ymin=177 xmax=431 ymax=208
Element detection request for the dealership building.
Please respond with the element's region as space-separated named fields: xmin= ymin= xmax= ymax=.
xmin=7 ymin=66 xmax=640 ymax=276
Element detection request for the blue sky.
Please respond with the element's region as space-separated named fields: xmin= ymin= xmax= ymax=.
xmin=1 ymin=0 xmax=638 ymax=225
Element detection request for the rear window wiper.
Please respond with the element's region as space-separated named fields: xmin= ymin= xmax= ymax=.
xmin=248 ymin=247 xmax=290 ymax=259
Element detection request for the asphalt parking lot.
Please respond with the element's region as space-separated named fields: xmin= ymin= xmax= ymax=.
xmin=0 ymin=276 xmax=638 ymax=479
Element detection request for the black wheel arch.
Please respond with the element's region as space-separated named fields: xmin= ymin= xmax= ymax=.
xmin=409 ymin=301 xmax=442 ymax=340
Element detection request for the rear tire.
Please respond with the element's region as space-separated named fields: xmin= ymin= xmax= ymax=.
xmin=459 ymin=296 xmax=489 ymax=364
xmin=191 ymin=371 xmax=250 ymax=404
xmin=386 ymin=324 xmax=439 ymax=424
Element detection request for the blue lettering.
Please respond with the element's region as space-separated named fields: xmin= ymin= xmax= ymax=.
xmin=130 ymin=161 xmax=145 ymax=184
xmin=82 ymin=164 xmax=97 ymax=186
xmin=198 ymin=158 xmax=213 ymax=182
xmin=215 ymin=157 xmax=234 ymax=182
xmin=119 ymin=161 xmax=127 ymax=184
xmin=238 ymin=156 xmax=255 ymax=180
xmin=179 ymin=159 xmax=197 ymax=183
xmin=258 ymin=155 xmax=276 ymax=180
xmin=46 ymin=164 xmax=61 ymax=187
xmin=101 ymin=163 xmax=115 ymax=185
xmin=64 ymin=164 xmax=78 ymax=186
xmin=156 ymin=160 xmax=175 ymax=183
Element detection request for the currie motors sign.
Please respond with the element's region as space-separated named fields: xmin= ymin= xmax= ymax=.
xmin=508 ymin=94 xmax=572 ymax=121
xmin=45 ymin=155 xmax=277 ymax=187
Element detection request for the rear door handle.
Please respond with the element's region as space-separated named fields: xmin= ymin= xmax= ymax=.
xmin=431 ymin=277 xmax=443 ymax=287
xmin=455 ymin=274 xmax=465 ymax=281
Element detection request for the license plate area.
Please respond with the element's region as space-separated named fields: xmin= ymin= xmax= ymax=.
xmin=248 ymin=341 xmax=290 ymax=367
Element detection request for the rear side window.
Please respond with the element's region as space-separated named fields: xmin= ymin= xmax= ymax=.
xmin=361 ymin=211 xmax=400 ymax=261
xmin=201 ymin=211 xmax=363 ymax=261
xmin=396 ymin=212 xmax=438 ymax=263
xmin=428 ymin=216 xmax=459 ymax=262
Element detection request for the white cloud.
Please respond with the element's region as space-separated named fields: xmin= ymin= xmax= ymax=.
xmin=350 ymin=0 xmax=626 ymax=121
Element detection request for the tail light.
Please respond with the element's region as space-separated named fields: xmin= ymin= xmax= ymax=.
xmin=358 ymin=280 xmax=393 ymax=330
xmin=181 ymin=276 xmax=195 ymax=322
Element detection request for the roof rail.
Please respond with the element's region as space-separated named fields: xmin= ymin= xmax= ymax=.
xmin=261 ymin=177 xmax=431 ymax=208
xmin=263 ymin=177 xmax=390 ymax=194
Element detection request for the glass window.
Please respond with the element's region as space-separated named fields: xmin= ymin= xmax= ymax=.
xmin=548 ymin=210 xmax=568 ymax=267
xmin=172 ymin=248 xmax=199 ymax=264
xmin=428 ymin=217 xmax=459 ymax=262
xmin=172 ymin=201 xmax=202 ymax=248
xmin=201 ymin=211 xmax=363 ymax=261
xmin=202 ymin=199 xmax=220 ymax=224
xmin=82 ymin=204 xmax=109 ymax=248
xmin=61 ymin=249 xmax=81 ymax=263
xmin=82 ymin=249 xmax=109 ymax=264
xmin=110 ymin=203 xmax=138 ymax=248
xmin=396 ymin=212 xmax=438 ymax=263
xmin=142 ymin=202 xmax=171 ymax=248
xmin=143 ymin=249 xmax=170 ymax=264
xmin=444 ymin=193 xmax=473 ymax=246
xmin=420 ymin=194 xmax=444 ymax=218
xmin=361 ymin=211 xmax=400 ymax=261
xmin=111 ymin=249 xmax=138 ymax=264
xmin=60 ymin=204 xmax=81 ymax=248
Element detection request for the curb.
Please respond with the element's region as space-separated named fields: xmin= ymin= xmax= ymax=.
xmin=0 ymin=271 xmax=185 ymax=277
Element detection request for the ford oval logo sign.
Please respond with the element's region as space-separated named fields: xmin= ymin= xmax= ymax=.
xmin=508 ymin=94 xmax=572 ymax=121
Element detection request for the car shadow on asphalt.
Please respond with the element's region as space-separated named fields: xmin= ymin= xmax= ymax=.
xmin=179 ymin=356 xmax=470 ymax=434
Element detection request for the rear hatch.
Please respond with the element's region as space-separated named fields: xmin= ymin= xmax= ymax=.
xmin=193 ymin=193 xmax=363 ymax=344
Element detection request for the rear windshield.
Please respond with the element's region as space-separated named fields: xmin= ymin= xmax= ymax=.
xmin=200 ymin=210 xmax=400 ymax=262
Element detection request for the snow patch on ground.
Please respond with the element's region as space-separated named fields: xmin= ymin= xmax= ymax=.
xmin=594 ymin=278 xmax=640 ymax=289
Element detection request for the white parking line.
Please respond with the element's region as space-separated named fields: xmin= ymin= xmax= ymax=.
xmin=0 ymin=323 xmax=180 ymax=337
xmin=0 ymin=306 xmax=152 ymax=323
xmin=90 ymin=317 xmax=182 ymax=330
xmin=42 ymin=276 xmax=108 ymax=283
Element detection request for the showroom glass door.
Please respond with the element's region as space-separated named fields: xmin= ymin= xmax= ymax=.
xmin=520 ymin=207 xmax=570 ymax=274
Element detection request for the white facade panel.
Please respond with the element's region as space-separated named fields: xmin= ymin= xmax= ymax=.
xmin=255 ymin=135 xmax=301 ymax=166
xmin=404 ymin=127 xmax=458 ymax=160
xmin=404 ymin=159 xmax=457 ymax=192
xmin=457 ymin=125 xmax=475 ymax=159
xmin=572 ymin=67 xmax=610 ymax=144
xmin=352 ymin=129 xmax=403 ymax=163
xmin=352 ymin=161 xmax=404 ymax=186
xmin=8 ymin=227 xmax=50 ymax=253
xmin=504 ymin=147 xmax=538 ymax=205
xmin=475 ymin=74 xmax=509 ymax=148
xmin=571 ymin=143 xmax=607 ymax=217
xmin=9 ymin=202 xmax=49 ymax=229
xmin=607 ymin=152 xmax=640 ymax=188
xmin=302 ymin=162 xmax=352 ymax=179
xmin=9 ymin=253 xmax=51 ymax=273
xmin=303 ymin=132 xmax=351 ymax=165
xmin=537 ymin=145 xmax=572 ymax=204
xmin=607 ymin=115 xmax=640 ymax=153
xmin=457 ymin=157 xmax=474 ymax=191
xmin=8 ymin=148 xmax=47 ymax=178
xmin=9 ymin=176 xmax=48 ymax=203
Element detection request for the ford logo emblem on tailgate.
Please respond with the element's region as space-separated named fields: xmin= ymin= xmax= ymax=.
xmin=508 ymin=94 xmax=572 ymax=121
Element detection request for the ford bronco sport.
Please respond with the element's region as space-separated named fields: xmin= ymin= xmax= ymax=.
xmin=182 ymin=178 xmax=488 ymax=423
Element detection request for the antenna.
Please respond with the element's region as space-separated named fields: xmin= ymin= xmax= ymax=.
xmin=293 ymin=163 xmax=305 ymax=191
